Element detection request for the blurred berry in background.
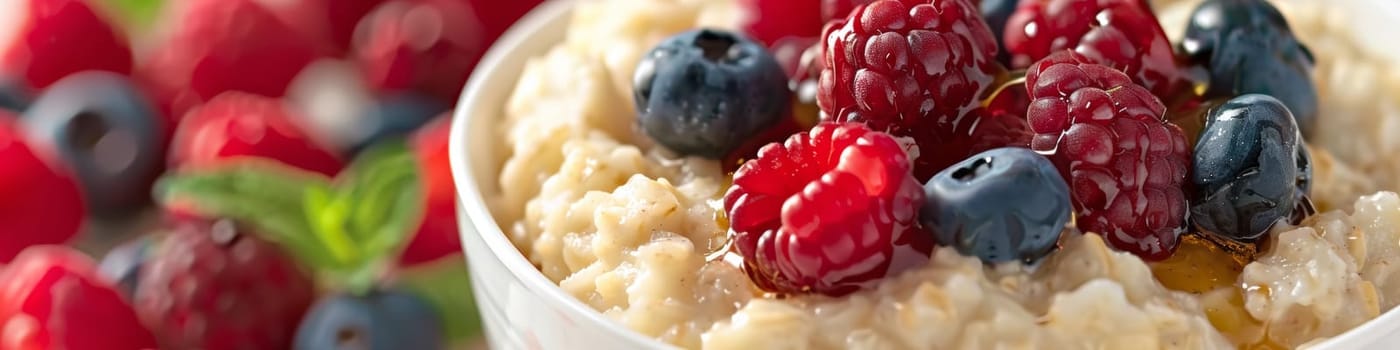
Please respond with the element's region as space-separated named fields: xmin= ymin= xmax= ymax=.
xmin=0 ymin=0 xmax=544 ymax=348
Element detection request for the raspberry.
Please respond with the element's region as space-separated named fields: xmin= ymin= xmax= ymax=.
xmin=139 ymin=0 xmax=322 ymax=119
xmin=134 ymin=219 xmax=316 ymax=350
xmin=0 ymin=246 xmax=158 ymax=350
xmin=1025 ymin=51 xmax=1190 ymax=261
xmin=738 ymin=0 xmax=824 ymax=46
xmin=398 ymin=116 xmax=462 ymax=266
xmin=724 ymin=122 xmax=931 ymax=296
xmin=1003 ymin=0 xmax=1191 ymax=103
xmin=353 ymin=0 xmax=487 ymax=102
xmin=822 ymin=0 xmax=982 ymax=23
xmin=0 ymin=0 xmax=133 ymax=89
xmin=0 ymin=114 xmax=85 ymax=262
xmin=817 ymin=0 xmax=1009 ymax=180
xmin=462 ymin=0 xmax=543 ymax=45
xmin=169 ymin=92 xmax=345 ymax=177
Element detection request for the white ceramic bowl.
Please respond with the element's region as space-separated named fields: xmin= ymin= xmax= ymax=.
xmin=450 ymin=1 xmax=1400 ymax=349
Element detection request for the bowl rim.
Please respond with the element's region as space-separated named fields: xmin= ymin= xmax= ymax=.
xmin=449 ymin=0 xmax=1400 ymax=349
xmin=447 ymin=0 xmax=673 ymax=348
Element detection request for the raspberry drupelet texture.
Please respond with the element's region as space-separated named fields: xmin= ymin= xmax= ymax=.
xmin=817 ymin=0 xmax=1012 ymax=181
xmin=724 ymin=122 xmax=932 ymax=296
xmin=1025 ymin=51 xmax=1190 ymax=261
xmin=134 ymin=219 xmax=315 ymax=350
xmin=1003 ymin=0 xmax=1192 ymax=103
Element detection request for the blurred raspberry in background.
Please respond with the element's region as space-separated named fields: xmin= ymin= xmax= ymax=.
xmin=0 ymin=0 xmax=543 ymax=348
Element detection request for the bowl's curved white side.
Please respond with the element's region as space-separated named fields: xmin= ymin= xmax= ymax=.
xmin=449 ymin=1 xmax=1400 ymax=349
xmin=448 ymin=1 xmax=672 ymax=349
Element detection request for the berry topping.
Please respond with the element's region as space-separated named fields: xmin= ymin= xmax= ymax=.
xmin=134 ymin=219 xmax=316 ymax=350
xmin=462 ymin=0 xmax=544 ymax=46
xmin=22 ymin=71 xmax=165 ymax=218
xmin=294 ymin=289 xmax=444 ymax=350
xmin=1025 ymin=51 xmax=1190 ymax=261
xmin=325 ymin=0 xmax=388 ymax=51
xmin=0 ymin=246 xmax=158 ymax=350
xmin=353 ymin=0 xmax=487 ymax=103
xmin=139 ymin=0 xmax=322 ymax=118
xmin=1003 ymin=0 xmax=1192 ymax=103
xmin=399 ymin=116 xmax=462 ymax=266
xmin=169 ymin=92 xmax=345 ymax=177
xmin=739 ymin=0 xmax=824 ymax=46
xmin=0 ymin=0 xmax=133 ymax=89
xmin=1180 ymin=0 xmax=1317 ymax=136
xmin=922 ymin=147 xmax=1071 ymax=263
xmin=817 ymin=0 xmax=1008 ymax=180
xmin=724 ymin=122 xmax=931 ymax=296
xmin=634 ymin=29 xmax=789 ymax=159
xmin=1191 ymin=94 xmax=1309 ymax=242
xmin=0 ymin=115 xmax=85 ymax=262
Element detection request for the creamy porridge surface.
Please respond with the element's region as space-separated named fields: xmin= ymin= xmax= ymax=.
xmin=489 ymin=0 xmax=1400 ymax=348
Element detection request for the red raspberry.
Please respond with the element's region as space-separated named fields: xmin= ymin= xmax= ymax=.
xmin=817 ymin=0 xmax=1010 ymax=180
xmin=822 ymin=0 xmax=983 ymax=23
xmin=139 ymin=0 xmax=322 ymax=120
xmin=169 ymin=92 xmax=345 ymax=177
xmin=0 ymin=114 xmax=84 ymax=262
xmin=739 ymin=0 xmax=825 ymax=46
xmin=398 ymin=115 xmax=462 ymax=266
xmin=134 ymin=219 xmax=316 ymax=350
xmin=353 ymin=0 xmax=488 ymax=103
xmin=0 ymin=246 xmax=158 ymax=350
xmin=325 ymin=0 xmax=387 ymax=49
xmin=0 ymin=0 xmax=133 ymax=89
xmin=1026 ymin=51 xmax=1190 ymax=261
xmin=724 ymin=122 xmax=931 ymax=296
xmin=462 ymin=0 xmax=543 ymax=44
xmin=256 ymin=0 xmax=392 ymax=55
xmin=1003 ymin=0 xmax=1191 ymax=102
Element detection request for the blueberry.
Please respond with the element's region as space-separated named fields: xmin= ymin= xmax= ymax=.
xmin=1191 ymin=94 xmax=1308 ymax=242
xmin=349 ymin=93 xmax=448 ymax=154
xmin=0 ymin=76 xmax=29 ymax=112
xmin=22 ymin=71 xmax=164 ymax=218
xmin=633 ymin=29 xmax=789 ymax=159
xmin=921 ymin=147 xmax=1071 ymax=263
xmin=981 ymin=0 xmax=1021 ymax=67
xmin=98 ymin=235 xmax=157 ymax=298
xmin=1180 ymin=0 xmax=1317 ymax=136
xmin=294 ymin=289 xmax=443 ymax=350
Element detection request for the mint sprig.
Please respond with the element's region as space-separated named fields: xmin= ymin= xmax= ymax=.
xmin=157 ymin=141 xmax=423 ymax=294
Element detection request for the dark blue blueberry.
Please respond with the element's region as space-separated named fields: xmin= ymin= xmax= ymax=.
xmin=349 ymin=93 xmax=448 ymax=154
xmin=1191 ymin=94 xmax=1309 ymax=242
xmin=98 ymin=235 xmax=157 ymax=298
xmin=633 ymin=29 xmax=789 ymax=159
xmin=921 ymin=147 xmax=1071 ymax=263
xmin=0 ymin=76 xmax=29 ymax=112
xmin=1180 ymin=0 xmax=1317 ymax=136
xmin=294 ymin=289 xmax=443 ymax=350
xmin=981 ymin=0 xmax=1021 ymax=67
xmin=21 ymin=71 xmax=164 ymax=218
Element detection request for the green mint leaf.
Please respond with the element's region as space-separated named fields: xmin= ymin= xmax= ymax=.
xmin=302 ymin=140 xmax=423 ymax=292
xmin=95 ymin=0 xmax=164 ymax=31
xmin=342 ymin=140 xmax=423 ymax=264
xmin=399 ymin=255 xmax=482 ymax=341
xmin=156 ymin=160 xmax=345 ymax=270
xmin=304 ymin=185 xmax=362 ymax=267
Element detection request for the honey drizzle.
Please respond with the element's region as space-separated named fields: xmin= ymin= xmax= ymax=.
xmin=1151 ymin=233 xmax=1255 ymax=294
